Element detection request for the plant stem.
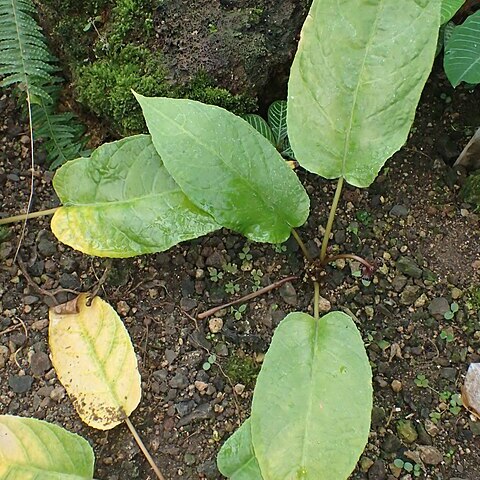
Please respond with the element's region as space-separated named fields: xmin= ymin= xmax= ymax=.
xmin=320 ymin=177 xmax=344 ymax=261
xmin=0 ymin=207 xmax=59 ymax=225
xmin=313 ymin=281 xmax=320 ymax=320
xmin=291 ymin=228 xmax=311 ymax=261
xmin=323 ymin=253 xmax=374 ymax=270
xmin=124 ymin=416 xmax=165 ymax=480
xmin=198 ymin=275 xmax=298 ymax=320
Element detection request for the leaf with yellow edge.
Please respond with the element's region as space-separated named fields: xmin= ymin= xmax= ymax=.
xmin=0 ymin=414 xmax=95 ymax=479
xmin=49 ymin=294 xmax=141 ymax=430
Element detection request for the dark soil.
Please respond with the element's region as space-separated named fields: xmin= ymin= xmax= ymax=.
xmin=1 ymin=61 xmax=480 ymax=480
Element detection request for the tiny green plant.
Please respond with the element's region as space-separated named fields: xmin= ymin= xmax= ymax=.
xmin=415 ymin=374 xmax=430 ymax=388
xmin=208 ymin=267 xmax=224 ymax=283
xmin=225 ymin=281 xmax=240 ymax=295
xmin=393 ymin=458 xmax=422 ymax=477
xmin=251 ymin=269 xmax=264 ymax=291
xmin=231 ymin=304 xmax=247 ymax=320
xmin=203 ymin=353 xmax=217 ymax=371
xmin=440 ymin=328 xmax=455 ymax=343
xmin=444 ymin=301 xmax=459 ymax=320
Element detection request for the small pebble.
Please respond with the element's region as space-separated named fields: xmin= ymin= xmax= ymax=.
xmin=208 ymin=318 xmax=223 ymax=334
xmin=391 ymin=379 xmax=402 ymax=393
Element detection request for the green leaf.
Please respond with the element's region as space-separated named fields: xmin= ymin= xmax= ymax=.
xmin=251 ymin=311 xmax=372 ymax=480
xmin=268 ymin=100 xmax=288 ymax=148
xmin=0 ymin=414 xmax=94 ymax=479
xmin=217 ymin=418 xmax=264 ymax=479
xmin=441 ymin=0 xmax=464 ymax=24
xmin=444 ymin=10 xmax=480 ymax=87
xmin=51 ymin=135 xmax=220 ymax=257
xmin=243 ymin=114 xmax=276 ymax=145
xmin=288 ymin=0 xmax=441 ymax=188
xmin=444 ymin=21 xmax=456 ymax=46
xmin=135 ymin=94 xmax=310 ymax=243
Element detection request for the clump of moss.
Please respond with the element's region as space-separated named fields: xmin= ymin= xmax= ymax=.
xmin=75 ymin=45 xmax=169 ymax=135
xmin=461 ymin=170 xmax=480 ymax=211
xmin=224 ymin=353 xmax=260 ymax=388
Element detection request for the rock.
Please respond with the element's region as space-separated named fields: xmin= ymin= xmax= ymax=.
xmin=368 ymin=459 xmax=387 ymax=480
xmin=417 ymin=445 xmax=443 ymax=465
xmin=37 ymin=233 xmax=57 ymax=257
xmin=428 ymin=297 xmax=450 ymax=319
xmin=169 ymin=372 xmax=189 ymax=389
xmin=440 ymin=367 xmax=457 ymax=382
xmin=392 ymin=275 xmax=408 ymax=292
xmin=180 ymin=297 xmax=197 ymax=312
xmin=389 ymin=205 xmax=409 ymax=217
xmin=208 ymin=318 xmax=223 ymax=334
xmin=416 ymin=422 xmax=432 ymax=445
xmin=234 ymin=383 xmax=245 ymax=395
xmin=360 ymin=457 xmax=374 ymax=472
xmin=23 ymin=295 xmax=39 ymax=305
xmin=205 ymin=251 xmax=226 ymax=269
xmin=414 ymin=293 xmax=428 ymax=308
xmin=175 ymin=400 xmax=195 ymax=417
xmin=30 ymin=352 xmax=51 ymax=376
xmin=279 ymin=282 xmax=297 ymax=306
xmin=0 ymin=345 xmax=9 ymax=369
xmin=318 ymin=296 xmax=331 ymax=313
xmin=382 ymin=433 xmax=402 ymax=453
xmin=451 ymin=287 xmax=463 ymax=300
xmin=177 ymin=403 xmax=213 ymax=427
xmin=8 ymin=374 xmax=33 ymax=393
xmin=396 ymin=257 xmax=423 ymax=279
xmin=50 ymin=386 xmax=66 ymax=402
xmin=396 ymin=419 xmax=418 ymax=444
xmin=371 ymin=406 xmax=386 ymax=428
xmin=424 ymin=419 xmax=439 ymax=437
xmin=391 ymin=380 xmax=402 ymax=393
xmin=400 ymin=285 xmax=420 ymax=305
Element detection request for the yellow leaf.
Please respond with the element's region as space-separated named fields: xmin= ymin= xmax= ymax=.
xmin=49 ymin=294 xmax=141 ymax=430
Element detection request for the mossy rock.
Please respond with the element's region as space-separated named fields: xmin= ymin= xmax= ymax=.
xmin=37 ymin=0 xmax=308 ymax=135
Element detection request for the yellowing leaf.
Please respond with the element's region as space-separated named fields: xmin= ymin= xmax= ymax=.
xmin=462 ymin=363 xmax=480 ymax=419
xmin=49 ymin=294 xmax=141 ymax=430
xmin=0 ymin=415 xmax=94 ymax=479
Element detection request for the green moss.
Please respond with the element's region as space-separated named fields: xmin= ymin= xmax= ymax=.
xmin=75 ymin=45 xmax=169 ymax=135
xmin=224 ymin=353 xmax=260 ymax=387
xmin=461 ymin=171 xmax=480 ymax=211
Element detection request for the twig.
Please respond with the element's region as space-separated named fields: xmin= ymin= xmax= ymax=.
xmin=87 ymin=259 xmax=112 ymax=305
xmin=13 ymin=90 xmax=35 ymax=264
xmin=124 ymin=416 xmax=165 ymax=480
xmin=0 ymin=324 xmax=22 ymax=336
xmin=16 ymin=255 xmax=78 ymax=306
xmin=13 ymin=316 xmax=28 ymax=369
xmin=323 ymin=253 xmax=374 ymax=269
xmin=197 ymin=275 xmax=298 ymax=320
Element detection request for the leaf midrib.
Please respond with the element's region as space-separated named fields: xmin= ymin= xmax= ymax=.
xmin=341 ymin=0 xmax=385 ymax=176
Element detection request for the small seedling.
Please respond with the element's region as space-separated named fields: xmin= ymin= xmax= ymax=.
xmin=449 ymin=393 xmax=462 ymax=415
xmin=444 ymin=302 xmax=459 ymax=320
xmin=393 ymin=459 xmax=421 ymax=477
xmin=225 ymin=281 xmax=240 ymax=295
xmin=273 ymin=243 xmax=287 ymax=253
xmin=223 ymin=262 xmax=238 ymax=274
xmin=203 ymin=353 xmax=217 ymax=371
xmin=429 ymin=411 xmax=442 ymax=424
xmin=208 ymin=267 xmax=224 ymax=283
xmin=251 ymin=269 xmax=264 ymax=291
xmin=414 ymin=374 xmax=430 ymax=388
xmin=231 ymin=304 xmax=247 ymax=320
xmin=440 ymin=328 xmax=455 ymax=343
xmin=356 ymin=210 xmax=371 ymax=226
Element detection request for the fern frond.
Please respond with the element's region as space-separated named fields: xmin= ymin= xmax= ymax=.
xmin=31 ymin=88 xmax=90 ymax=169
xmin=0 ymin=0 xmax=57 ymax=101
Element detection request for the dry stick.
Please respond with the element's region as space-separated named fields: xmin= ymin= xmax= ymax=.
xmin=0 ymin=207 xmax=59 ymax=225
xmin=124 ymin=416 xmax=165 ymax=480
xmin=323 ymin=253 xmax=374 ymax=270
xmin=198 ymin=275 xmax=298 ymax=320
xmin=16 ymin=255 xmax=78 ymax=306
xmin=13 ymin=91 xmax=35 ymax=264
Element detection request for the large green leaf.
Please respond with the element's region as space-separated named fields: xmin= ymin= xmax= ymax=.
xmin=135 ymin=93 xmax=310 ymax=244
xmin=444 ymin=10 xmax=480 ymax=87
xmin=251 ymin=312 xmax=372 ymax=480
xmin=0 ymin=415 xmax=94 ymax=479
xmin=441 ymin=0 xmax=464 ymax=24
xmin=51 ymin=135 xmax=220 ymax=257
xmin=217 ymin=418 xmax=263 ymax=480
xmin=288 ymin=0 xmax=441 ymax=188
